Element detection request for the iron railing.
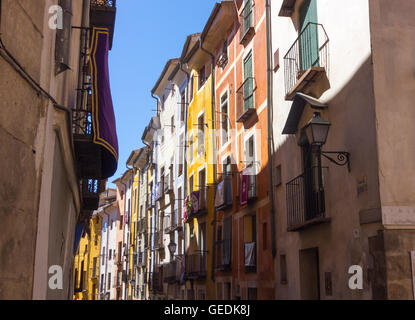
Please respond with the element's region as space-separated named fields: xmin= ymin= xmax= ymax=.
xmin=239 ymin=0 xmax=254 ymax=43
xmin=286 ymin=170 xmax=325 ymax=230
xmin=163 ymin=260 xmax=179 ymax=283
xmin=236 ymin=77 xmax=256 ymax=122
xmin=72 ymin=109 xmax=92 ymax=136
xmin=283 ymin=22 xmax=329 ymax=96
xmin=153 ymin=231 xmax=163 ymax=250
xmin=91 ymin=0 xmax=116 ymax=8
xmin=185 ymin=251 xmax=207 ymax=279
xmin=164 ymin=209 xmax=182 ymax=233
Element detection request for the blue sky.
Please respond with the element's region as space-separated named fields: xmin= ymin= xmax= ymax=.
xmin=108 ymin=1 xmax=216 ymax=186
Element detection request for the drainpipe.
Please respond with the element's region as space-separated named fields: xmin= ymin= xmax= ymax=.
xmin=200 ymin=40 xmax=217 ymax=282
xmin=265 ymin=0 xmax=277 ymax=258
xmin=179 ymin=61 xmax=190 ymax=267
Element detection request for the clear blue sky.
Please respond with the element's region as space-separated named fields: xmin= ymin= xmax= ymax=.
xmin=108 ymin=0 xmax=216 ymax=186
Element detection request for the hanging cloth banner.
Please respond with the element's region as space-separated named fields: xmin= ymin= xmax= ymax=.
xmin=90 ymin=27 xmax=119 ymax=178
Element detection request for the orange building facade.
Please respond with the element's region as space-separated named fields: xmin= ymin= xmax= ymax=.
xmin=202 ymin=0 xmax=275 ymax=300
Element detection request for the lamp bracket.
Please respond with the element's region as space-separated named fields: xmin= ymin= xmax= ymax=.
xmin=321 ymin=151 xmax=350 ymax=172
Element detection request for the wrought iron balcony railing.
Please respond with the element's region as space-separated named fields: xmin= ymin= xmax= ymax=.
xmin=152 ymin=231 xmax=163 ymax=250
xmin=286 ymin=170 xmax=327 ymax=231
xmin=236 ymin=77 xmax=256 ymax=123
xmin=163 ymin=260 xmax=179 ymax=284
xmin=284 ymin=22 xmax=329 ymax=100
xmin=72 ymin=109 xmax=92 ymax=136
xmin=81 ymin=179 xmax=105 ymax=211
xmin=239 ymin=0 xmax=255 ymax=45
xmin=164 ymin=209 xmax=183 ymax=233
xmin=185 ymin=251 xmax=207 ymax=279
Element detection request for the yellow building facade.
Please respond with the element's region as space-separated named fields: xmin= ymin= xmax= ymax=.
xmin=73 ymin=214 xmax=102 ymax=300
xmin=184 ymin=47 xmax=216 ymax=299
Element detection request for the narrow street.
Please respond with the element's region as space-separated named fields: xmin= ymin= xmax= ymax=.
xmin=1 ymin=0 xmax=415 ymax=303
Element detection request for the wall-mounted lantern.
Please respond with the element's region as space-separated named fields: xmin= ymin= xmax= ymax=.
xmin=305 ymin=112 xmax=350 ymax=171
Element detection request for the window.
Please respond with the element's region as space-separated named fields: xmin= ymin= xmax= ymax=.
xmin=101 ymin=274 xmax=104 ymax=292
xmin=198 ymin=66 xmax=206 ymax=89
xmin=189 ymin=175 xmax=194 ymax=193
xmin=178 ymin=187 xmax=183 ymax=224
xmin=180 ymin=90 xmax=186 ymax=123
xmin=245 ymin=135 xmax=256 ymax=168
xmin=108 ymin=273 xmax=111 ymax=290
xmin=179 ymin=133 xmax=184 ymax=176
xmin=189 ymin=134 xmax=194 ymax=164
xmin=120 ymin=215 xmax=123 ymax=229
xmin=244 ymin=0 xmax=254 ymax=30
xmin=171 ymin=116 xmax=175 ymax=133
xmin=223 ymin=156 xmax=232 ymax=176
xmin=94 ymin=235 xmax=98 ymax=246
xmin=221 ymin=92 xmax=229 ymax=145
xmin=189 ymin=75 xmax=194 ymax=102
xmin=109 ymin=249 xmax=112 ymax=260
xmin=161 ymin=94 xmax=165 ymax=111
xmin=197 ymin=114 xmax=205 ymax=156
xmin=244 ymin=214 xmax=256 ymax=271
xmin=243 ymin=52 xmax=254 ymax=111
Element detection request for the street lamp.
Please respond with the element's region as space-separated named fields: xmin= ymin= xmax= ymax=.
xmin=304 ymin=112 xmax=350 ymax=171
xmin=168 ymin=241 xmax=177 ymax=256
xmin=304 ymin=112 xmax=331 ymax=146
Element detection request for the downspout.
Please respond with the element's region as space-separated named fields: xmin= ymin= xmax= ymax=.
xmin=266 ymin=0 xmax=277 ymax=258
xmin=179 ymin=61 xmax=190 ymax=267
xmin=200 ymin=40 xmax=217 ymax=282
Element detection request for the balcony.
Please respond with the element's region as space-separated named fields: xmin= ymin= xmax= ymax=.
xmin=215 ymin=175 xmax=233 ymax=210
xmin=81 ymin=179 xmax=106 ymax=211
xmin=236 ymin=77 xmax=256 ymax=123
xmin=244 ymin=242 xmax=256 ymax=273
xmin=284 ymin=22 xmax=329 ymax=100
xmin=163 ymin=172 xmax=174 ymax=195
xmin=89 ymin=267 xmax=98 ymax=279
xmin=186 ymin=187 xmax=208 ymax=220
xmin=239 ymin=0 xmax=255 ymax=46
xmin=240 ymin=171 xmax=257 ymax=206
xmin=155 ymin=181 xmax=164 ymax=201
xmin=137 ymin=251 xmax=147 ymax=267
xmin=90 ymin=0 xmax=117 ymax=50
xmin=216 ymin=239 xmax=231 ymax=271
xmin=153 ymin=231 xmax=163 ymax=250
xmin=286 ymin=171 xmax=329 ymax=231
xmin=73 ymin=110 xmax=103 ymax=179
xmin=149 ymin=269 xmax=163 ymax=293
xmin=163 ymin=260 xmax=179 ymax=284
xmin=138 ymin=218 xmax=147 ymax=234
xmin=164 ymin=209 xmax=183 ymax=234
xmin=185 ymin=251 xmax=207 ymax=279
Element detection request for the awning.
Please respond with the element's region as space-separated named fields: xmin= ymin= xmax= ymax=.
xmin=90 ymin=27 xmax=119 ymax=178
xmin=282 ymin=93 xmax=328 ymax=135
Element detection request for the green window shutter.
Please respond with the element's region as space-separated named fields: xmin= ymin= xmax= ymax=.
xmin=243 ymin=53 xmax=253 ymax=111
xmin=244 ymin=0 xmax=253 ymax=35
xmin=299 ymin=0 xmax=319 ymax=70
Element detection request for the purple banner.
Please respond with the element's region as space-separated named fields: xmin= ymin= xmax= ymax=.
xmin=90 ymin=27 xmax=118 ymax=178
xmin=240 ymin=174 xmax=248 ymax=206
